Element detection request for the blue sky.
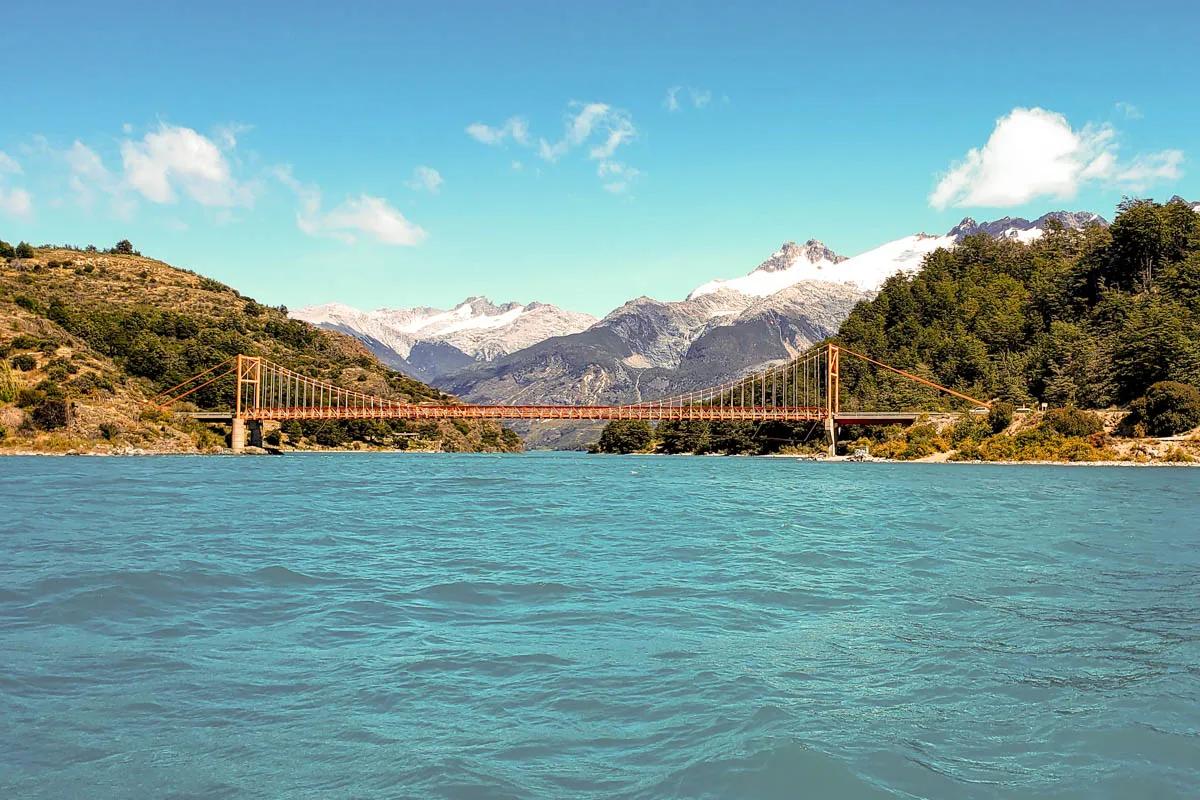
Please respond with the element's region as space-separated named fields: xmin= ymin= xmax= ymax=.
xmin=1 ymin=0 xmax=1197 ymax=315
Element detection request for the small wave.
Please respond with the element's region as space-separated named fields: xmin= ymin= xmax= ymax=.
xmin=251 ymin=565 xmax=324 ymax=586
xmin=638 ymin=740 xmax=896 ymax=799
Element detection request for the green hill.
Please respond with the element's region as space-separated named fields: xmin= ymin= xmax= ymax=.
xmin=0 ymin=242 xmax=521 ymax=454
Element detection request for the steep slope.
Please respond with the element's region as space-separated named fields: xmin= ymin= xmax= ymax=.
xmin=292 ymin=297 xmax=596 ymax=380
xmin=0 ymin=246 xmax=519 ymax=454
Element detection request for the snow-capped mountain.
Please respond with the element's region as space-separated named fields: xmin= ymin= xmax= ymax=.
xmin=689 ymin=240 xmax=846 ymax=299
xmin=292 ymin=297 xmax=596 ymax=380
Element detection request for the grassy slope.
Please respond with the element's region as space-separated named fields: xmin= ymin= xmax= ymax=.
xmin=0 ymin=247 xmax=521 ymax=453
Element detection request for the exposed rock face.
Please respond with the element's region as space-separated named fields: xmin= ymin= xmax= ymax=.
xmin=947 ymin=210 xmax=1107 ymax=243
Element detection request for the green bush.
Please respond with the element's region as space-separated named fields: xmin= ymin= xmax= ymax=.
xmin=15 ymin=241 xmax=34 ymax=259
xmin=99 ymin=422 xmax=120 ymax=440
xmin=988 ymin=401 xmax=1015 ymax=433
xmin=0 ymin=240 xmax=14 ymax=259
xmin=950 ymin=415 xmax=991 ymax=446
xmin=264 ymin=429 xmax=282 ymax=446
xmin=10 ymin=354 xmax=36 ymax=371
xmin=1042 ymin=406 xmax=1104 ymax=437
xmin=1127 ymin=381 xmax=1200 ymax=436
xmin=31 ymin=397 xmax=71 ymax=429
xmin=594 ymin=420 xmax=654 ymax=454
xmin=113 ymin=239 xmax=135 ymax=255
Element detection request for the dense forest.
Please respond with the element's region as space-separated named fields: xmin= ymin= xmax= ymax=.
xmin=836 ymin=197 xmax=1200 ymax=410
xmin=594 ymin=199 xmax=1200 ymax=459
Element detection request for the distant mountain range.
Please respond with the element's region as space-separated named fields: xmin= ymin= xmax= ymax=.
xmin=293 ymin=208 xmax=1113 ymax=444
xmin=293 ymin=297 xmax=596 ymax=382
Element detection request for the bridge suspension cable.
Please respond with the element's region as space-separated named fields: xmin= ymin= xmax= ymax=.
xmin=151 ymin=343 xmax=990 ymax=423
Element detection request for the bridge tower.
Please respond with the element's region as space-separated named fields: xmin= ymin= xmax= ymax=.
xmin=824 ymin=344 xmax=840 ymax=455
xmin=231 ymin=355 xmax=263 ymax=453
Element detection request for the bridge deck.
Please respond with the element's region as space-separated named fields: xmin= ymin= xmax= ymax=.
xmin=188 ymin=407 xmax=927 ymax=425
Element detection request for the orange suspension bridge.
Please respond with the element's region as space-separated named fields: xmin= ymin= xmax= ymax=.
xmin=151 ymin=344 xmax=992 ymax=452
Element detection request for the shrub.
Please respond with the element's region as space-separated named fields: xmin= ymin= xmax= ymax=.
xmin=1127 ymin=381 xmax=1200 ymax=436
xmin=15 ymin=241 xmax=34 ymax=259
xmin=264 ymin=429 xmax=282 ymax=446
xmin=950 ymin=415 xmax=991 ymax=446
xmin=0 ymin=240 xmax=14 ymax=258
xmin=31 ymin=397 xmax=71 ymax=429
xmin=113 ymin=239 xmax=135 ymax=255
xmin=10 ymin=354 xmax=36 ymax=371
xmin=99 ymin=422 xmax=120 ymax=440
xmin=1042 ymin=406 xmax=1104 ymax=437
xmin=989 ymin=401 xmax=1015 ymax=433
xmin=0 ymin=363 xmax=17 ymax=403
xmin=197 ymin=276 xmax=230 ymax=293
xmin=13 ymin=295 xmax=39 ymax=313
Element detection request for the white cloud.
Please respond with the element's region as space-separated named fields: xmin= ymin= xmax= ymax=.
xmin=0 ymin=150 xmax=31 ymax=217
xmin=1115 ymin=101 xmax=1143 ymax=120
xmin=466 ymin=116 xmax=530 ymax=146
xmin=0 ymin=187 xmax=32 ymax=217
xmin=469 ymin=100 xmax=638 ymax=191
xmin=275 ymin=166 xmax=426 ymax=246
xmin=664 ymin=87 xmax=681 ymax=112
xmin=406 ymin=165 xmax=443 ymax=193
xmin=0 ymin=151 xmax=22 ymax=175
xmin=538 ymin=102 xmax=636 ymax=163
xmin=597 ymin=160 xmax=640 ymax=194
xmin=930 ymin=107 xmax=1185 ymax=209
xmin=664 ymin=86 xmax=713 ymax=112
xmin=121 ymin=123 xmax=254 ymax=207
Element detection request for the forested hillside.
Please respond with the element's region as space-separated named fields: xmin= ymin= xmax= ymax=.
xmin=836 ymin=198 xmax=1200 ymax=411
xmin=0 ymin=241 xmax=520 ymax=453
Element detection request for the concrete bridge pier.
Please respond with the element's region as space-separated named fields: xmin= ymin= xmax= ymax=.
xmin=825 ymin=416 xmax=837 ymax=457
xmin=230 ymin=419 xmax=263 ymax=453
xmin=231 ymin=418 xmax=245 ymax=453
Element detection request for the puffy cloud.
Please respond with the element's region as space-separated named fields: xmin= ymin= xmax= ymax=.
xmin=466 ymin=117 xmax=530 ymax=146
xmin=0 ymin=187 xmax=32 ymax=217
xmin=275 ymin=166 xmax=426 ymax=246
xmin=406 ymin=165 xmax=443 ymax=193
xmin=120 ymin=123 xmax=254 ymax=207
xmin=930 ymin=107 xmax=1185 ymax=209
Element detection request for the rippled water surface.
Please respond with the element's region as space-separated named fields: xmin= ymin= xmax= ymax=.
xmin=2 ymin=453 xmax=1198 ymax=799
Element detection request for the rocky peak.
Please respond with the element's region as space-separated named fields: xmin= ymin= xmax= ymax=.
xmin=753 ymin=239 xmax=845 ymax=274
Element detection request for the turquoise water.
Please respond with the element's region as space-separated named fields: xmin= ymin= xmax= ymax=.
xmin=1 ymin=454 xmax=1198 ymax=799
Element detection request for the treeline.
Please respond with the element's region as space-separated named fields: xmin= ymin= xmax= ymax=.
xmin=836 ymin=198 xmax=1200 ymax=412
xmin=592 ymin=419 xmax=826 ymax=455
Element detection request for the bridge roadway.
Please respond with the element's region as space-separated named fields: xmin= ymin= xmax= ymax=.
xmin=189 ymin=408 xmax=923 ymax=426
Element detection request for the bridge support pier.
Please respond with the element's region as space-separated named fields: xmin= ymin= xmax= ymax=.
xmin=825 ymin=417 xmax=837 ymax=457
xmin=230 ymin=418 xmax=262 ymax=453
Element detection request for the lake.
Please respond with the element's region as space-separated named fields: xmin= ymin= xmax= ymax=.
xmin=2 ymin=453 xmax=1197 ymax=798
